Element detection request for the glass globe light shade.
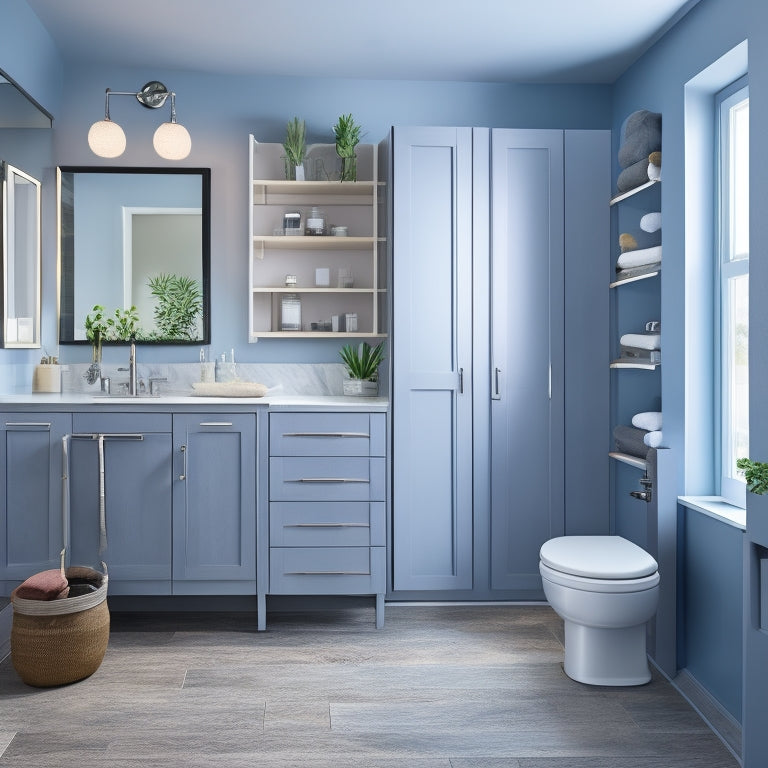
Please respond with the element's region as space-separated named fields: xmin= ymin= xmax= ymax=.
xmin=153 ymin=122 xmax=192 ymax=160
xmin=87 ymin=119 xmax=126 ymax=158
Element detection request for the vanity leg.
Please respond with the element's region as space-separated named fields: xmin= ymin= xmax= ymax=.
xmin=257 ymin=593 xmax=266 ymax=631
xmin=375 ymin=593 xmax=385 ymax=629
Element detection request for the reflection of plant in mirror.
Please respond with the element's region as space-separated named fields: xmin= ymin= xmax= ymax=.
xmin=148 ymin=273 xmax=203 ymax=340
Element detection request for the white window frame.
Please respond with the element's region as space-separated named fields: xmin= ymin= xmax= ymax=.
xmin=716 ymin=77 xmax=749 ymax=507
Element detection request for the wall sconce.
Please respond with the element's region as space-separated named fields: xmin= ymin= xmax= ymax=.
xmin=87 ymin=80 xmax=191 ymax=160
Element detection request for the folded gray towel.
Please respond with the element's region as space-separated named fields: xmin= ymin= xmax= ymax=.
xmin=617 ymin=157 xmax=650 ymax=193
xmin=618 ymin=110 xmax=662 ymax=168
xmin=614 ymin=425 xmax=650 ymax=459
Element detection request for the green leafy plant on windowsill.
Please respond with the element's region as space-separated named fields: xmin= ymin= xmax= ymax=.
xmin=339 ymin=341 xmax=385 ymax=381
xmin=736 ymin=457 xmax=768 ymax=495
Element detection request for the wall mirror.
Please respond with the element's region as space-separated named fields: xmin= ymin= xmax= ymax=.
xmin=57 ymin=166 xmax=211 ymax=344
xmin=1 ymin=161 xmax=42 ymax=347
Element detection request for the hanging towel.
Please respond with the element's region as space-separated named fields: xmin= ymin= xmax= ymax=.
xmin=632 ymin=411 xmax=662 ymax=431
xmin=640 ymin=212 xmax=662 ymax=233
xmin=616 ymin=245 xmax=662 ymax=270
xmin=644 ymin=430 xmax=664 ymax=448
xmin=620 ymin=332 xmax=661 ymax=350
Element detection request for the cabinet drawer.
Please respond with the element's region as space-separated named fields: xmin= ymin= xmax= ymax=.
xmin=269 ymin=546 xmax=385 ymax=594
xmin=73 ymin=412 xmax=172 ymax=434
xmin=270 ymin=501 xmax=385 ymax=547
xmin=270 ymin=412 xmax=385 ymax=457
xmin=270 ymin=457 xmax=385 ymax=501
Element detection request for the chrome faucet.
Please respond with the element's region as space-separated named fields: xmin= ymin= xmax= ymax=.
xmin=117 ymin=341 xmax=138 ymax=395
xmin=128 ymin=342 xmax=137 ymax=395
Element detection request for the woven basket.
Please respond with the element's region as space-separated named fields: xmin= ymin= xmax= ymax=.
xmin=11 ymin=566 xmax=109 ymax=687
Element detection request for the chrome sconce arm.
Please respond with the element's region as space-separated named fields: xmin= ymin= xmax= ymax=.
xmin=88 ymin=80 xmax=191 ymax=160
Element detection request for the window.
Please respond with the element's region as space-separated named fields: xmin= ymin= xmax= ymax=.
xmin=717 ymin=79 xmax=749 ymax=507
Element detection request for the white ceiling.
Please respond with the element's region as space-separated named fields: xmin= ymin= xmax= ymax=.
xmin=26 ymin=0 xmax=701 ymax=84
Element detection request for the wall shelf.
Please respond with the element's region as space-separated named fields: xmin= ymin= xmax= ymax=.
xmin=609 ymin=267 xmax=660 ymax=288
xmin=609 ymin=178 xmax=660 ymax=206
xmin=609 ymin=451 xmax=648 ymax=471
xmin=610 ymin=358 xmax=660 ymax=370
xmin=248 ymin=138 xmax=386 ymax=340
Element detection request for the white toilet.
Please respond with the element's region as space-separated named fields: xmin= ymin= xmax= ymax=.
xmin=539 ymin=535 xmax=660 ymax=686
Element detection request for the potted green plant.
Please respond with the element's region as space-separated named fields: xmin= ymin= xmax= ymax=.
xmin=83 ymin=304 xmax=141 ymax=384
xmin=333 ymin=113 xmax=362 ymax=182
xmin=282 ymin=117 xmax=306 ymax=181
xmin=339 ymin=341 xmax=385 ymax=396
xmin=737 ymin=458 xmax=768 ymax=495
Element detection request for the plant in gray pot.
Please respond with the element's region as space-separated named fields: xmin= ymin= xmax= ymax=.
xmin=340 ymin=341 xmax=385 ymax=396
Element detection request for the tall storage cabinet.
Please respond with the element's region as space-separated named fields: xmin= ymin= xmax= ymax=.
xmin=386 ymin=126 xmax=609 ymax=599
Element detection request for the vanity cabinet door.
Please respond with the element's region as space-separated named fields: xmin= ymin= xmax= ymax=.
xmin=0 ymin=413 xmax=71 ymax=593
xmin=68 ymin=413 xmax=173 ymax=595
xmin=172 ymin=414 xmax=256 ymax=590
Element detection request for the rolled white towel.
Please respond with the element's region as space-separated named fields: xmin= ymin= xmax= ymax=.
xmin=632 ymin=411 xmax=662 ymax=431
xmin=640 ymin=212 xmax=661 ymax=233
xmin=620 ymin=332 xmax=661 ymax=350
xmin=648 ymin=162 xmax=661 ymax=181
xmin=643 ymin=430 xmax=664 ymax=448
xmin=616 ymin=245 xmax=662 ymax=270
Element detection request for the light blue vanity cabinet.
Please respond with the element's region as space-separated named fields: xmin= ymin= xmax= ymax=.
xmin=172 ymin=414 xmax=256 ymax=592
xmin=0 ymin=413 xmax=72 ymax=593
xmin=268 ymin=411 xmax=386 ymax=628
xmin=386 ymin=127 xmax=609 ymax=598
xmin=68 ymin=413 xmax=172 ymax=594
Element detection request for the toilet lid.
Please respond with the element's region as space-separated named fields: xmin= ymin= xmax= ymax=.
xmin=539 ymin=536 xmax=658 ymax=579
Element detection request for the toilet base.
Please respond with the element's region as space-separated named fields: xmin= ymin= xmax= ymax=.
xmin=563 ymin=621 xmax=651 ymax=686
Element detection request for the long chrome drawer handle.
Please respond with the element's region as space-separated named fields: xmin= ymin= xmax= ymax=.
xmin=286 ymin=571 xmax=370 ymax=576
xmin=5 ymin=422 xmax=52 ymax=428
xmin=199 ymin=422 xmax=233 ymax=427
xmin=286 ymin=523 xmax=369 ymax=528
xmin=282 ymin=432 xmax=370 ymax=438
xmin=288 ymin=477 xmax=368 ymax=483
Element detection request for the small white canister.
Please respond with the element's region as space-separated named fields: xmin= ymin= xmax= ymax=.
xmin=33 ymin=364 xmax=61 ymax=393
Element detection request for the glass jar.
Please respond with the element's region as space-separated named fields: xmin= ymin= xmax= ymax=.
xmin=281 ymin=275 xmax=301 ymax=331
xmin=305 ymin=206 xmax=327 ymax=236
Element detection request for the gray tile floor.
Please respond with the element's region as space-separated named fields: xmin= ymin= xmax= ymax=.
xmin=0 ymin=605 xmax=739 ymax=767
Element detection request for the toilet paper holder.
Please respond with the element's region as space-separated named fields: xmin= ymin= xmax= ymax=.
xmin=630 ymin=475 xmax=653 ymax=503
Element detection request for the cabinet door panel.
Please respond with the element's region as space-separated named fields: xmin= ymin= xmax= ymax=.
xmin=391 ymin=126 xmax=473 ymax=591
xmin=490 ymin=129 xmax=565 ymax=591
xmin=172 ymin=414 xmax=256 ymax=583
xmin=0 ymin=414 xmax=71 ymax=587
xmin=68 ymin=431 xmax=172 ymax=592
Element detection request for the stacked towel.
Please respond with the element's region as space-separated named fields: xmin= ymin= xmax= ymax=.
xmin=616 ymin=110 xmax=662 ymax=193
xmin=632 ymin=411 xmax=662 ymax=431
xmin=616 ymin=245 xmax=662 ymax=271
xmin=614 ymin=425 xmax=650 ymax=459
xmin=620 ymin=332 xmax=661 ymax=350
xmin=640 ymin=212 xmax=661 ymax=233
xmin=644 ymin=431 xmax=664 ymax=448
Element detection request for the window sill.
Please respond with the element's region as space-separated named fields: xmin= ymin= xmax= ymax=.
xmin=678 ymin=495 xmax=746 ymax=531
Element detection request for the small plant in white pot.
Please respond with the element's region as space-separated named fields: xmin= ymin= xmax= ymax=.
xmin=340 ymin=342 xmax=385 ymax=396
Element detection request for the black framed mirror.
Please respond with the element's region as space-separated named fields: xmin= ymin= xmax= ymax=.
xmin=57 ymin=166 xmax=210 ymax=344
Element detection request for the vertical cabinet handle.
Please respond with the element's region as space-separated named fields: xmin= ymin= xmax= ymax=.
xmin=492 ymin=367 xmax=502 ymax=400
xmin=459 ymin=367 xmax=464 ymax=394
xmin=179 ymin=444 xmax=187 ymax=480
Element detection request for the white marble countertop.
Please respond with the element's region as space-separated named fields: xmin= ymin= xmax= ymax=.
xmin=0 ymin=392 xmax=389 ymax=411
